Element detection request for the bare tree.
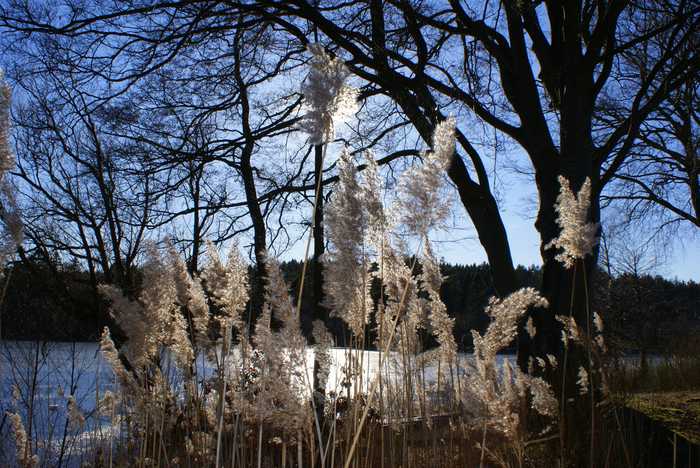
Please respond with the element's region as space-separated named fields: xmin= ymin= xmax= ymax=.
xmin=1 ymin=0 xmax=697 ymax=380
xmin=10 ymin=70 xmax=163 ymax=301
xmin=599 ymin=227 xmax=667 ymax=372
xmin=602 ymin=78 xmax=699 ymax=234
xmin=242 ymin=0 xmax=699 ymax=370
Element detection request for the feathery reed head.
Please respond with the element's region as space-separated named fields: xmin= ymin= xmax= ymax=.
xmin=8 ymin=412 xmax=38 ymax=467
xmin=420 ymin=243 xmax=457 ymax=363
xmin=200 ymin=241 xmax=249 ymax=339
xmin=546 ymin=176 xmax=599 ymax=267
xmin=466 ymin=288 xmax=557 ymax=441
xmin=324 ymin=149 xmax=372 ymax=336
xmin=300 ymin=44 xmax=358 ymax=145
xmin=397 ymin=118 xmax=455 ymax=238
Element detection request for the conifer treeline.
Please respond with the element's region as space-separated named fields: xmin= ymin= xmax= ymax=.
xmin=2 ymin=256 xmax=698 ymax=353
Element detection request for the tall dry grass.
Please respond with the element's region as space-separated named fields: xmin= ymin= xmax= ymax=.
xmin=19 ymin=115 xmax=558 ymax=467
xmin=2 ymin=47 xmax=691 ymax=468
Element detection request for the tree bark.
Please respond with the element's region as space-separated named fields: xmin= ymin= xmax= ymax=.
xmin=311 ymin=143 xmax=329 ymax=431
xmin=189 ymin=162 xmax=203 ymax=274
xmin=234 ymin=25 xmax=267 ymax=332
xmin=312 ymin=143 xmax=327 ymax=322
xmin=447 ymin=155 xmax=518 ymax=297
xmin=240 ymin=150 xmax=267 ymax=332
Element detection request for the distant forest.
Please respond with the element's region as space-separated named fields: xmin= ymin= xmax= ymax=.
xmin=2 ymin=255 xmax=698 ymax=355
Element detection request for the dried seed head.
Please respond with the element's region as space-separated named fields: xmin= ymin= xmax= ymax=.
xmin=545 ymin=176 xmax=599 ymax=267
xmin=525 ymin=317 xmax=536 ymax=338
xmin=397 ymin=118 xmax=455 ymax=238
xmin=593 ymin=312 xmax=604 ymax=333
xmin=577 ymin=366 xmax=590 ymax=395
xmin=300 ymin=44 xmax=358 ymax=144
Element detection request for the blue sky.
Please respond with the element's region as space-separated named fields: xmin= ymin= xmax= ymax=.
xmin=434 ymin=178 xmax=700 ymax=282
xmin=281 ymin=154 xmax=699 ymax=282
xmin=438 ymin=204 xmax=700 ymax=281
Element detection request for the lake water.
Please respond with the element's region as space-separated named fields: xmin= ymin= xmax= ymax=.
xmin=0 ymin=341 xmax=502 ymax=453
xmin=0 ymin=341 xmax=116 ymax=466
xmin=4 ymin=340 xmax=658 ymax=466
xmin=0 ymin=341 xmax=497 ymax=415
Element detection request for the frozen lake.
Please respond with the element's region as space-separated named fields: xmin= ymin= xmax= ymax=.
xmin=0 ymin=340 xmax=498 ymax=439
xmin=0 ymin=339 xmax=662 ymax=466
xmin=0 ymin=340 xmax=496 ymax=413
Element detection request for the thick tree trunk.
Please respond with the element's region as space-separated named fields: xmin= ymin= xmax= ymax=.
xmin=521 ymin=64 xmax=601 ymax=460
xmin=447 ymin=156 xmax=518 ymax=297
xmin=234 ymin=30 xmax=266 ymax=334
xmin=312 ymin=144 xmax=326 ymax=322
xmin=311 ymin=143 xmax=329 ymax=437
xmin=240 ymin=152 xmax=267 ymax=332
xmin=517 ymin=46 xmax=600 ymax=363
xmin=519 ymin=165 xmax=600 ymax=464
xmin=189 ymin=166 xmax=202 ymax=274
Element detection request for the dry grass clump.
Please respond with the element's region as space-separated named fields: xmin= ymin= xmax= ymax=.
xmin=4 ymin=46 xmax=670 ymax=468
xmin=53 ymin=113 xmax=562 ymax=467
